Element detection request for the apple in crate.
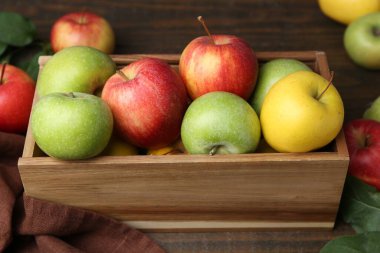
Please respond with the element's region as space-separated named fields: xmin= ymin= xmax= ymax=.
xmin=250 ymin=58 xmax=311 ymax=115
xmin=51 ymin=12 xmax=115 ymax=54
xmin=101 ymin=135 xmax=139 ymax=156
xmin=260 ymin=71 xmax=344 ymax=152
xmin=344 ymin=119 xmax=380 ymax=190
xmin=344 ymin=12 xmax=380 ymax=69
xmin=31 ymin=92 xmax=113 ymax=160
xmin=181 ymin=91 xmax=261 ymax=155
xmin=101 ymin=58 xmax=188 ymax=149
xmin=37 ymin=46 xmax=116 ymax=97
xmin=0 ymin=64 xmax=35 ymax=134
xmin=179 ymin=17 xmax=258 ymax=100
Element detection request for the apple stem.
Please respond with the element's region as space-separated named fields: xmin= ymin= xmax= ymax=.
xmin=317 ymin=71 xmax=334 ymax=100
xmin=0 ymin=63 xmax=6 ymax=84
xmin=116 ymin=70 xmax=130 ymax=81
xmin=209 ymin=145 xmax=220 ymax=156
xmin=197 ymin=16 xmax=216 ymax=45
xmin=68 ymin=92 xmax=75 ymax=98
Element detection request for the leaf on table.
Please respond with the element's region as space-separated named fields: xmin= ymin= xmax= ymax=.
xmin=320 ymin=232 xmax=380 ymax=253
xmin=0 ymin=41 xmax=7 ymax=57
xmin=0 ymin=12 xmax=36 ymax=47
xmin=341 ymin=176 xmax=380 ymax=233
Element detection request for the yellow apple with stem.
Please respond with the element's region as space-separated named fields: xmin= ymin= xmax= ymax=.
xmin=260 ymin=71 xmax=344 ymax=153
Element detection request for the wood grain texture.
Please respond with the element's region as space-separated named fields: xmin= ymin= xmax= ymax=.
xmin=4 ymin=0 xmax=364 ymax=251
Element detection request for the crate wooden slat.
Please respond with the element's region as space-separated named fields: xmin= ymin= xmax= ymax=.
xmin=18 ymin=51 xmax=349 ymax=232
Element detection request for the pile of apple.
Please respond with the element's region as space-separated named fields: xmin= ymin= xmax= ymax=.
xmin=29 ymin=16 xmax=347 ymax=161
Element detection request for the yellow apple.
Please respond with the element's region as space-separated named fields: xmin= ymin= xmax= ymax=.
xmin=101 ymin=136 xmax=139 ymax=156
xmin=260 ymin=71 xmax=344 ymax=153
xmin=318 ymin=0 xmax=380 ymax=25
xmin=147 ymin=139 xmax=186 ymax=155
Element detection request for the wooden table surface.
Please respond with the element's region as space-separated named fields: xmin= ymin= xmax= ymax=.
xmin=4 ymin=0 xmax=379 ymax=252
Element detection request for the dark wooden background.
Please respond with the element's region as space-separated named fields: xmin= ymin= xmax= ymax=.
xmin=3 ymin=0 xmax=378 ymax=252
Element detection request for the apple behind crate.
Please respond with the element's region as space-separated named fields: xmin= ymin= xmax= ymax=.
xmin=18 ymin=51 xmax=349 ymax=232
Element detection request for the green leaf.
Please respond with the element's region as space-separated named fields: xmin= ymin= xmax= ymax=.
xmin=0 ymin=41 xmax=7 ymax=56
xmin=320 ymin=232 xmax=380 ymax=253
xmin=0 ymin=12 xmax=36 ymax=47
xmin=342 ymin=176 xmax=380 ymax=233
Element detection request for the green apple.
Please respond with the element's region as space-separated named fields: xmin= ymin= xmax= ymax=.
xmin=344 ymin=12 xmax=380 ymax=69
xmin=260 ymin=71 xmax=344 ymax=153
xmin=181 ymin=91 xmax=261 ymax=155
xmin=363 ymin=96 xmax=380 ymax=121
xmin=250 ymin=58 xmax=311 ymax=115
xmin=37 ymin=46 xmax=116 ymax=97
xmin=31 ymin=92 xmax=113 ymax=160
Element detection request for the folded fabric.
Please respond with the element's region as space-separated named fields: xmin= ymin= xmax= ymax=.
xmin=0 ymin=132 xmax=165 ymax=253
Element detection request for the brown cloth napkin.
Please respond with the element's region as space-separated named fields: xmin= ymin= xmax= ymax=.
xmin=0 ymin=132 xmax=166 ymax=253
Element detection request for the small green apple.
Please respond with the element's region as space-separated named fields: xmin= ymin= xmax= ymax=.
xmin=261 ymin=71 xmax=344 ymax=153
xmin=31 ymin=92 xmax=113 ymax=160
xmin=250 ymin=58 xmax=311 ymax=115
xmin=37 ymin=46 xmax=116 ymax=97
xmin=344 ymin=12 xmax=380 ymax=69
xmin=363 ymin=96 xmax=380 ymax=121
xmin=181 ymin=91 xmax=261 ymax=155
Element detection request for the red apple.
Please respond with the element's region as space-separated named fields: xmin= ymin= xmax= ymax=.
xmin=101 ymin=58 xmax=188 ymax=149
xmin=179 ymin=34 xmax=258 ymax=100
xmin=50 ymin=12 xmax=115 ymax=54
xmin=0 ymin=64 xmax=35 ymax=134
xmin=344 ymin=119 xmax=380 ymax=190
xmin=179 ymin=27 xmax=258 ymax=100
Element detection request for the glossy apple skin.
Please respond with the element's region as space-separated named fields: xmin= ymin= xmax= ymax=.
xmin=363 ymin=96 xmax=380 ymax=122
xmin=31 ymin=92 xmax=113 ymax=160
xmin=250 ymin=58 xmax=311 ymax=116
xmin=37 ymin=46 xmax=116 ymax=97
xmin=102 ymin=58 xmax=189 ymax=149
xmin=260 ymin=71 xmax=344 ymax=152
xmin=51 ymin=12 xmax=115 ymax=54
xmin=0 ymin=64 xmax=35 ymax=134
xmin=344 ymin=12 xmax=380 ymax=69
xmin=179 ymin=35 xmax=258 ymax=100
xmin=181 ymin=91 xmax=261 ymax=155
xmin=344 ymin=119 xmax=380 ymax=190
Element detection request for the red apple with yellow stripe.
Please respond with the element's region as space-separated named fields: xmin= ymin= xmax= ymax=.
xmin=179 ymin=17 xmax=258 ymax=100
xmin=101 ymin=58 xmax=189 ymax=149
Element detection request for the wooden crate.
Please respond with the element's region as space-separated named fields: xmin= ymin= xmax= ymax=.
xmin=18 ymin=51 xmax=349 ymax=232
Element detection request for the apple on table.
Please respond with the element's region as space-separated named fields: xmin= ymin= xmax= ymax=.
xmin=260 ymin=71 xmax=344 ymax=153
xmin=101 ymin=57 xmax=189 ymax=150
xmin=364 ymin=96 xmax=380 ymax=121
xmin=179 ymin=16 xmax=258 ymax=100
xmin=344 ymin=12 xmax=380 ymax=69
xmin=318 ymin=0 xmax=379 ymax=25
xmin=51 ymin=11 xmax=115 ymax=54
xmin=31 ymin=92 xmax=113 ymax=160
xmin=344 ymin=119 xmax=380 ymax=190
xmin=0 ymin=63 xmax=35 ymax=134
